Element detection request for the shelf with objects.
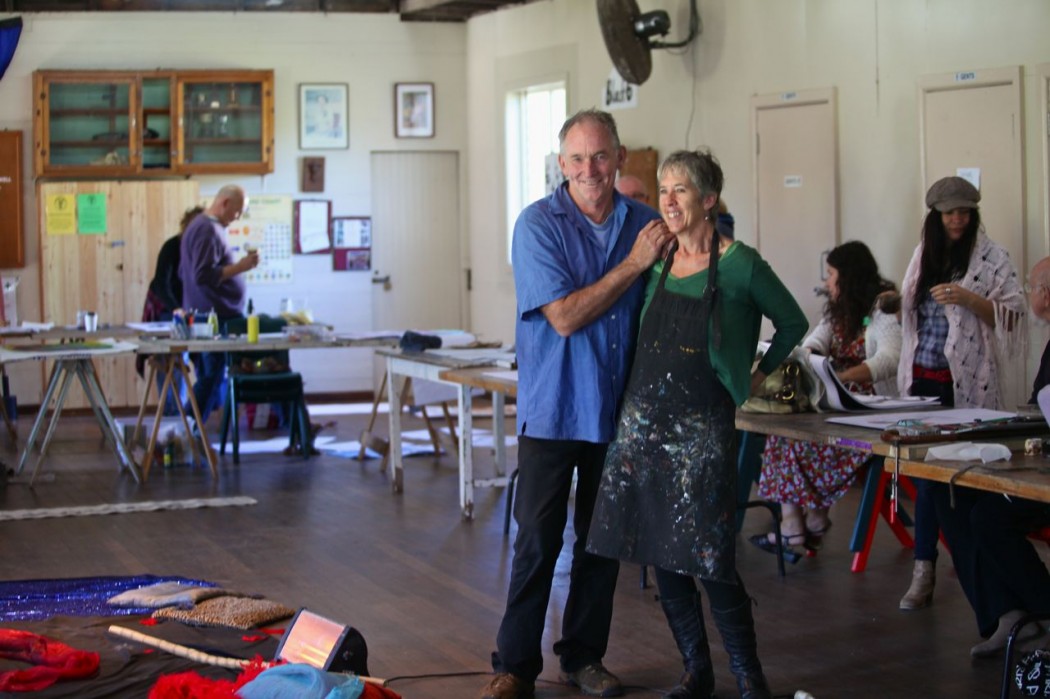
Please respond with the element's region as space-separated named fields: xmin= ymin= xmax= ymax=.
xmin=33 ymin=69 xmax=274 ymax=177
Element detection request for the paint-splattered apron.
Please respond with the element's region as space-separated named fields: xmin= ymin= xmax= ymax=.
xmin=587 ymin=248 xmax=737 ymax=583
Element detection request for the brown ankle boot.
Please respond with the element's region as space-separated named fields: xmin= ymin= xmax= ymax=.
xmin=899 ymin=560 xmax=935 ymax=610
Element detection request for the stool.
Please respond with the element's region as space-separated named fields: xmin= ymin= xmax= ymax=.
xmin=219 ymin=371 xmax=310 ymax=464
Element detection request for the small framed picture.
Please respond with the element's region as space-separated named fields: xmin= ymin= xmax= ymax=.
xmin=394 ymin=82 xmax=435 ymax=138
xmin=300 ymin=83 xmax=349 ymax=150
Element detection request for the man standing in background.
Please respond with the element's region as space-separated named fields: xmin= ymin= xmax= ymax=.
xmin=179 ymin=184 xmax=259 ymax=424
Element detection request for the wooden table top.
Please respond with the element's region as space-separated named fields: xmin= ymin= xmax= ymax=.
xmin=135 ymin=334 xmax=398 ymax=353
xmin=735 ymin=408 xmax=1050 ymax=504
xmin=438 ymin=366 xmax=518 ymax=396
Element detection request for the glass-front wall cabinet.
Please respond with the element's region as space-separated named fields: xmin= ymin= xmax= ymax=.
xmin=35 ymin=74 xmax=139 ymax=176
xmin=178 ymin=75 xmax=269 ymax=171
xmin=34 ymin=69 xmax=273 ymax=177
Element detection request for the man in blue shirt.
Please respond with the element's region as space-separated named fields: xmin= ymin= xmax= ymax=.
xmin=480 ymin=110 xmax=673 ymax=699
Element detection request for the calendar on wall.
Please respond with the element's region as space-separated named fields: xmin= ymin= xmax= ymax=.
xmin=226 ymin=194 xmax=294 ymax=285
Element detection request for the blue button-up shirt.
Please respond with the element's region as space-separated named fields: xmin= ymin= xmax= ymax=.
xmin=512 ymin=183 xmax=660 ymax=443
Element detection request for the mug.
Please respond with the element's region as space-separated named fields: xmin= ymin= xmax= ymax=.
xmin=84 ymin=311 xmax=98 ymax=332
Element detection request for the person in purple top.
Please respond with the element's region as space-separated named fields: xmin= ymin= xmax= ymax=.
xmin=479 ymin=109 xmax=674 ymax=699
xmin=179 ymin=184 xmax=259 ymax=424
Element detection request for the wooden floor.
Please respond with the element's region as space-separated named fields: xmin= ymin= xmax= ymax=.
xmin=0 ymin=404 xmax=1025 ymax=698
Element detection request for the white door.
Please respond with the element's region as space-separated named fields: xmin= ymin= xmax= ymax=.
xmin=370 ymin=151 xmax=464 ymax=384
xmin=752 ymin=88 xmax=839 ymax=330
xmin=919 ymin=66 xmax=1025 ymax=407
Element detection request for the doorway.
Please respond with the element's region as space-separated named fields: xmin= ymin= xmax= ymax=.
xmin=752 ymin=87 xmax=839 ymax=329
xmin=919 ymin=66 xmax=1025 ymax=406
xmin=369 ymin=151 xmax=464 ymax=387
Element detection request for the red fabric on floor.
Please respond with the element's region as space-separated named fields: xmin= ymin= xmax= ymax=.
xmin=0 ymin=629 xmax=100 ymax=692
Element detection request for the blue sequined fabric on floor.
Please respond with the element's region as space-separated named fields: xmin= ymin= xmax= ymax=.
xmin=0 ymin=575 xmax=217 ymax=621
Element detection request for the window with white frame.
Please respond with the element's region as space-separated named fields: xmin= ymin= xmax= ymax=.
xmin=504 ymin=81 xmax=566 ymax=265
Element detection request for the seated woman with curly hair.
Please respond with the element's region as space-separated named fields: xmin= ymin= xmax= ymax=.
xmin=751 ymin=241 xmax=900 ymax=557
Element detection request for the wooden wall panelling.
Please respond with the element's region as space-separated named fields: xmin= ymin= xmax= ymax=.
xmin=127 ymin=180 xmax=200 ymax=406
xmin=39 ymin=179 xmax=200 ymax=409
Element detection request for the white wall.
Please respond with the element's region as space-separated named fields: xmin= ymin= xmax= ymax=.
xmin=3 ymin=2 xmax=1050 ymax=401
xmin=465 ymin=0 xmax=1050 ymax=361
xmin=0 ymin=12 xmax=466 ymax=400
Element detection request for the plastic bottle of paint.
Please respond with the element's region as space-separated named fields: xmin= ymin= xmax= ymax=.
xmin=246 ymin=299 xmax=259 ymax=344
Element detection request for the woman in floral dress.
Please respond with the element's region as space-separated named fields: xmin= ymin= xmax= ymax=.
xmin=751 ymin=241 xmax=900 ymax=556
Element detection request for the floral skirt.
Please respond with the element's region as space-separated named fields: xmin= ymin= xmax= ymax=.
xmin=757 ymin=435 xmax=869 ymax=510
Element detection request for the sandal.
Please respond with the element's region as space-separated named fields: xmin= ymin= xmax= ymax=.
xmin=804 ymin=521 xmax=833 ymax=552
xmin=748 ymin=531 xmax=804 ymax=564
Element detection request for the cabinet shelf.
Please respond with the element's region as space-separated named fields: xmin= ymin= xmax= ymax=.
xmin=34 ymin=69 xmax=273 ymax=177
xmin=47 ymin=140 xmax=130 ymax=148
xmin=184 ymin=105 xmax=261 ymax=114
xmin=185 ymin=137 xmax=259 ymax=145
xmin=48 ymin=108 xmax=130 ymax=117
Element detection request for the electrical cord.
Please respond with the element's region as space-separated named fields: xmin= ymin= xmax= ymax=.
xmin=380 ymin=669 xmax=800 ymax=698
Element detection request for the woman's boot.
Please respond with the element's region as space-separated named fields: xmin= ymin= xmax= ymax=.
xmin=898 ymin=560 xmax=935 ymax=610
xmin=710 ymin=598 xmax=772 ymax=699
xmin=659 ymin=592 xmax=715 ymax=699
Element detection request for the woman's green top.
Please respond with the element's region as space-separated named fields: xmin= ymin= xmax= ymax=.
xmin=641 ymin=241 xmax=809 ymax=406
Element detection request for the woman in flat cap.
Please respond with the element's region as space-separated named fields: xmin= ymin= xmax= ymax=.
xmin=895 ymin=176 xmax=1026 ymax=617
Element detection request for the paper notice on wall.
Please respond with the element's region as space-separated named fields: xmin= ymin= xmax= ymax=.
xmin=76 ymin=193 xmax=107 ymax=235
xmin=297 ymin=200 xmax=330 ymax=253
xmin=45 ymin=194 xmax=76 ymax=235
xmin=223 ymin=194 xmax=294 ymax=285
xmin=956 ymin=167 xmax=980 ymax=190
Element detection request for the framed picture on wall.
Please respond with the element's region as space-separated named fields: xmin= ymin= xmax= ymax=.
xmin=300 ymin=83 xmax=349 ymax=149
xmin=394 ymin=82 xmax=434 ymax=138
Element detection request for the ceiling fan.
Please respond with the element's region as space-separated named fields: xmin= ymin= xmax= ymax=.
xmin=597 ymin=0 xmax=700 ymax=85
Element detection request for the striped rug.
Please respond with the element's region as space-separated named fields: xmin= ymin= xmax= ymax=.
xmin=0 ymin=496 xmax=257 ymax=521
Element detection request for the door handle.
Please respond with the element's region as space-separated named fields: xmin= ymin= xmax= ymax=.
xmin=372 ymin=274 xmax=391 ymax=291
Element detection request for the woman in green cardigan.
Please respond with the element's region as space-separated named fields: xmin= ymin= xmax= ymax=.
xmin=588 ymin=149 xmax=807 ymax=699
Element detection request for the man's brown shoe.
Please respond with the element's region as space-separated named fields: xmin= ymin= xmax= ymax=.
xmin=478 ymin=672 xmax=535 ymax=699
xmin=560 ymin=662 xmax=624 ymax=697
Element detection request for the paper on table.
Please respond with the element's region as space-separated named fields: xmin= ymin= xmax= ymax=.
xmin=19 ymin=321 xmax=54 ymax=331
xmin=127 ymin=321 xmax=173 ymax=333
xmin=924 ymin=441 xmax=1011 ymax=463
xmin=827 ymin=408 xmax=1015 ymax=431
xmin=425 ymin=348 xmax=515 ymax=366
xmin=807 ymin=352 xmax=939 ymax=411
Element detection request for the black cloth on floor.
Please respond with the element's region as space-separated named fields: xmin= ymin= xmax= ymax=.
xmin=0 ymin=615 xmax=279 ymax=698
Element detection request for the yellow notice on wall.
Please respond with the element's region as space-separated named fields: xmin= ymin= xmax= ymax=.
xmin=45 ymin=194 xmax=76 ymax=235
xmin=77 ymin=193 xmax=107 ymax=235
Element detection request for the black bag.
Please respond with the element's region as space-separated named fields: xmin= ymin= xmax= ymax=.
xmin=399 ymin=330 xmax=441 ymax=352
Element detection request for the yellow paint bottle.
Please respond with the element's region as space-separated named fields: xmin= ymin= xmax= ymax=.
xmin=247 ymin=299 xmax=259 ymax=344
